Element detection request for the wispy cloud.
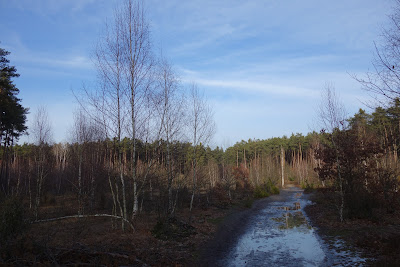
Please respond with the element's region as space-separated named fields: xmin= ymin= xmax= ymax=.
xmin=177 ymin=51 xmax=362 ymax=99
xmin=7 ymin=40 xmax=92 ymax=70
xmin=171 ymin=23 xmax=245 ymax=55
xmin=11 ymin=51 xmax=93 ymax=79
xmin=151 ymin=0 xmax=391 ymax=59
xmin=6 ymin=0 xmax=97 ymax=15
xmin=193 ymin=78 xmax=317 ymax=98
xmin=35 ymin=55 xmax=92 ymax=70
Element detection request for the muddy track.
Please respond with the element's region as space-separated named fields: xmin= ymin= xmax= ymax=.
xmin=199 ymin=185 xmax=367 ymax=266
xmin=199 ymin=187 xmax=298 ymax=266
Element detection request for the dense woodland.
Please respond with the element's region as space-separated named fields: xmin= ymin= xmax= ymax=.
xmin=1 ymin=0 xmax=400 ymax=262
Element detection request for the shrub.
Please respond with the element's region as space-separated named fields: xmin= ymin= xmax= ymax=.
xmin=243 ymin=198 xmax=254 ymax=208
xmin=302 ymin=181 xmax=315 ymax=194
xmin=0 ymin=197 xmax=27 ymax=243
xmin=253 ymin=186 xmax=270 ymax=199
xmin=270 ymin=184 xmax=280 ymax=195
xmin=211 ymin=183 xmax=231 ymax=208
xmin=253 ymin=181 xmax=280 ymax=199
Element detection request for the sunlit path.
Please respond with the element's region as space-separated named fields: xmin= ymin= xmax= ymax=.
xmin=221 ymin=187 xmax=366 ymax=266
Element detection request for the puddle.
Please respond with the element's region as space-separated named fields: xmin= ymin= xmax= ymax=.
xmin=273 ymin=211 xmax=312 ymax=231
xmin=221 ymin=188 xmax=368 ymax=266
xmin=324 ymin=239 xmax=367 ymax=266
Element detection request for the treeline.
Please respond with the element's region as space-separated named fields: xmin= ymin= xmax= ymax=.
xmin=4 ymin=99 xmax=399 ymax=221
xmin=0 ymin=128 xmax=322 ymax=220
xmin=1 ymin=101 xmax=400 ymax=230
xmin=225 ymin=133 xmax=321 ymax=187
xmin=0 ymin=137 xmax=284 ymax=221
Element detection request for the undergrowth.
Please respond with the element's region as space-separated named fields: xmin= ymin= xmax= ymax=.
xmin=253 ymin=181 xmax=280 ymax=199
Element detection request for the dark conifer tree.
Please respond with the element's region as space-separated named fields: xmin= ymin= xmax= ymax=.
xmin=0 ymin=46 xmax=28 ymax=191
xmin=0 ymin=47 xmax=28 ymax=145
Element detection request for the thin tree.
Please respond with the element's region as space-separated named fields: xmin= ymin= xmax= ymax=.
xmin=31 ymin=106 xmax=53 ymax=220
xmin=70 ymin=109 xmax=103 ymax=215
xmin=80 ymin=0 xmax=155 ymax=224
xmin=153 ymin=56 xmax=185 ymax=214
xmin=280 ymin=146 xmax=285 ymax=188
xmin=318 ymin=83 xmax=347 ymax=222
xmin=52 ymin=142 xmax=67 ymax=194
xmin=77 ymin=0 xmax=129 ymax=229
xmin=118 ymin=0 xmax=154 ymax=219
xmin=187 ymin=83 xmax=216 ymax=213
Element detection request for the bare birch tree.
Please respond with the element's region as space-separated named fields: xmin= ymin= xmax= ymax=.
xmin=153 ymin=56 xmax=185 ymax=214
xmin=77 ymin=1 xmax=129 ymax=229
xmin=118 ymin=0 xmax=154 ymax=219
xmin=187 ymin=83 xmax=216 ymax=213
xmin=70 ymin=109 xmax=103 ymax=215
xmin=31 ymin=106 xmax=53 ymax=220
xmin=318 ymin=83 xmax=347 ymax=222
xmin=79 ymin=0 xmax=154 ymax=225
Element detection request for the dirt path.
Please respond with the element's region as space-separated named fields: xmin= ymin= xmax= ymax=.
xmin=200 ymin=185 xmax=367 ymax=266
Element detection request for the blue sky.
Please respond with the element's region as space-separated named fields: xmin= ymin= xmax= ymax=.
xmin=0 ymin=0 xmax=393 ymax=148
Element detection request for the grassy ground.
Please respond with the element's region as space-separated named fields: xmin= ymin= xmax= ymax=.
xmin=304 ymin=188 xmax=400 ymax=265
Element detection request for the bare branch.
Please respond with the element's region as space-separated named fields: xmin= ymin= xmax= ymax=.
xmin=318 ymin=82 xmax=347 ymax=132
xmin=31 ymin=106 xmax=53 ymax=145
xmin=32 ymin=214 xmax=135 ymax=231
xmin=354 ymin=2 xmax=400 ymax=101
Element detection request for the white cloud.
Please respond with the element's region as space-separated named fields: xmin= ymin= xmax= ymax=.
xmin=3 ymin=31 xmax=93 ymax=72
xmin=151 ymin=0 xmax=391 ymax=58
xmin=39 ymin=55 xmax=92 ymax=70
xmin=11 ymin=48 xmax=93 ymax=73
xmin=194 ymin=78 xmax=317 ymax=98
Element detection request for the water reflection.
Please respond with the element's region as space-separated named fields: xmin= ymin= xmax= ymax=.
xmin=222 ymin=188 xmax=368 ymax=266
xmin=225 ymin=191 xmax=326 ymax=266
xmin=273 ymin=211 xmax=312 ymax=231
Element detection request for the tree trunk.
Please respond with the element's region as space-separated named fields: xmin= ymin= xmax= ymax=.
xmin=281 ymin=146 xmax=285 ymax=188
xmin=78 ymin=150 xmax=83 ymax=215
xmin=190 ymin=158 xmax=196 ymax=213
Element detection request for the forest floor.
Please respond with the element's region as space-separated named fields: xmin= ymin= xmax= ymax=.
xmin=0 ymin=194 xmax=255 ymax=266
xmin=304 ymin=188 xmax=400 ymax=265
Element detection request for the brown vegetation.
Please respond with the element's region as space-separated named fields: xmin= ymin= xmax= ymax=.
xmin=0 ymin=192 xmax=259 ymax=265
xmin=305 ymin=188 xmax=400 ymax=265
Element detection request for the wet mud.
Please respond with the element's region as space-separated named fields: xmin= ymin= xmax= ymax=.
xmin=201 ymin=186 xmax=368 ymax=266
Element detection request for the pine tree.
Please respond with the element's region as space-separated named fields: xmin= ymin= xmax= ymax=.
xmin=0 ymin=46 xmax=28 ymax=192
xmin=0 ymin=47 xmax=28 ymax=147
